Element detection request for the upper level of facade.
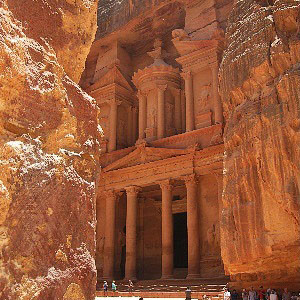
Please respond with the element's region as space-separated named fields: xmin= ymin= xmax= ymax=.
xmin=80 ymin=0 xmax=233 ymax=159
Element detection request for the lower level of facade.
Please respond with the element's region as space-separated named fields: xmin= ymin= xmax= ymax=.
xmin=96 ymin=128 xmax=225 ymax=282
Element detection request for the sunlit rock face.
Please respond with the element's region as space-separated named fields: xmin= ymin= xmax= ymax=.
xmin=0 ymin=0 xmax=100 ymax=299
xmin=219 ymin=0 xmax=300 ymax=287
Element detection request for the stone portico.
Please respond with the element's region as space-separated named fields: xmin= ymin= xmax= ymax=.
xmin=97 ymin=136 xmax=224 ymax=281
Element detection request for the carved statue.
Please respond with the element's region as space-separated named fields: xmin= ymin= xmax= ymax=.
xmin=198 ymin=84 xmax=211 ymax=111
xmin=149 ymin=107 xmax=157 ymax=128
xmin=117 ymin=120 xmax=126 ymax=145
xmin=172 ymin=29 xmax=190 ymax=41
xmin=166 ymin=102 xmax=174 ymax=129
xmin=205 ymin=224 xmax=219 ymax=255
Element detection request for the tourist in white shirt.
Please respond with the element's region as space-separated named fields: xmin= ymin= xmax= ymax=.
xmin=249 ymin=287 xmax=257 ymax=300
xmin=224 ymin=288 xmax=231 ymax=300
xmin=270 ymin=290 xmax=278 ymax=300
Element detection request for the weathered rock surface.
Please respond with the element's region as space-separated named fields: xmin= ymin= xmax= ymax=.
xmin=219 ymin=0 xmax=300 ymax=287
xmin=0 ymin=0 xmax=100 ymax=299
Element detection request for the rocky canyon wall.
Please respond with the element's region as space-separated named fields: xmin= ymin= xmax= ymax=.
xmin=0 ymin=0 xmax=100 ymax=299
xmin=219 ymin=0 xmax=300 ymax=287
xmin=97 ymin=0 xmax=182 ymax=38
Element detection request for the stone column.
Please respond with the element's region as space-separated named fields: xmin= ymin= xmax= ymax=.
xmin=174 ymin=89 xmax=182 ymax=134
xmin=212 ymin=170 xmax=223 ymax=223
xmin=127 ymin=106 xmax=133 ymax=147
xmin=181 ymin=71 xmax=195 ymax=132
xmin=159 ymin=179 xmax=174 ymax=279
xmin=184 ymin=174 xmax=200 ymax=278
xmin=96 ymin=195 xmax=102 ymax=277
xmin=103 ymin=190 xmax=118 ymax=279
xmin=132 ymin=107 xmax=138 ymax=145
xmin=138 ymin=91 xmax=147 ymax=140
xmin=125 ymin=186 xmax=141 ymax=280
xmin=108 ymin=98 xmax=121 ymax=153
xmin=181 ymin=89 xmax=186 ymax=133
xmin=157 ymin=84 xmax=167 ymax=139
xmin=210 ymin=63 xmax=223 ymax=124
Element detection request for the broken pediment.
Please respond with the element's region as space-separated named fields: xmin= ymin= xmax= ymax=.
xmin=103 ymin=145 xmax=188 ymax=172
xmin=172 ymin=39 xmax=221 ymax=57
xmin=88 ymin=65 xmax=133 ymax=92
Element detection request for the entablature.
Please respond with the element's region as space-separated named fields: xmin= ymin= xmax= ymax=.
xmin=98 ymin=144 xmax=224 ymax=191
xmin=88 ymin=83 xmax=136 ymax=107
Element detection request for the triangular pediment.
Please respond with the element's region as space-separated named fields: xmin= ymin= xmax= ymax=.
xmin=173 ymin=39 xmax=219 ymax=56
xmin=103 ymin=146 xmax=188 ymax=172
xmin=89 ymin=66 xmax=133 ymax=91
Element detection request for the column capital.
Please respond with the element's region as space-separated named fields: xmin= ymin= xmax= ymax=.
xmin=182 ymin=174 xmax=198 ymax=186
xmin=107 ymin=98 xmax=122 ymax=106
xmin=125 ymin=186 xmax=141 ymax=196
xmin=137 ymin=90 xmax=145 ymax=99
xmin=210 ymin=169 xmax=223 ymax=183
xmin=174 ymin=88 xmax=181 ymax=97
xmin=137 ymin=90 xmax=150 ymax=99
xmin=209 ymin=61 xmax=220 ymax=70
xmin=103 ymin=189 xmax=122 ymax=199
xmin=157 ymin=84 xmax=168 ymax=92
xmin=180 ymin=71 xmax=192 ymax=80
xmin=158 ymin=179 xmax=174 ymax=191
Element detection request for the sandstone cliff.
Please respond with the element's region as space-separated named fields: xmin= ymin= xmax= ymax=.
xmin=219 ymin=0 xmax=300 ymax=287
xmin=0 ymin=0 xmax=100 ymax=299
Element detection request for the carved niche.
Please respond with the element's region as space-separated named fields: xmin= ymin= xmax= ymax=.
xmin=195 ymin=83 xmax=213 ymax=129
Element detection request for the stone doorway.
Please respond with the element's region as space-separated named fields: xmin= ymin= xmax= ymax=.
xmin=173 ymin=212 xmax=188 ymax=277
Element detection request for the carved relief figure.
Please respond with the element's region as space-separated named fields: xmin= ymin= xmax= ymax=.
xmin=149 ymin=107 xmax=157 ymax=128
xmin=205 ymin=224 xmax=219 ymax=256
xmin=99 ymin=115 xmax=109 ymax=137
xmin=166 ymin=102 xmax=174 ymax=130
xmin=197 ymin=84 xmax=211 ymax=112
xmin=117 ymin=120 xmax=126 ymax=146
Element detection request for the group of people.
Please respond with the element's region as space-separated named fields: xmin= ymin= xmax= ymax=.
xmin=224 ymin=287 xmax=300 ymax=300
xmin=103 ymin=280 xmax=134 ymax=296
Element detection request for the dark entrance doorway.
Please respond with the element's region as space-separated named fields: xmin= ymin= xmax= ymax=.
xmin=173 ymin=212 xmax=188 ymax=268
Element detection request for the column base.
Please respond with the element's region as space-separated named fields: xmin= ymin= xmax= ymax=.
xmin=124 ymin=277 xmax=137 ymax=282
xmin=135 ymin=139 xmax=148 ymax=146
xmin=101 ymin=277 xmax=113 ymax=281
xmin=160 ymin=275 xmax=174 ymax=280
xmin=186 ymin=273 xmax=201 ymax=279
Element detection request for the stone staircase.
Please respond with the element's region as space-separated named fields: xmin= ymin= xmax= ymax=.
xmin=96 ymin=278 xmax=228 ymax=298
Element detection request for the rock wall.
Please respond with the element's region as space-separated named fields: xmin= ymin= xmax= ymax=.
xmin=219 ymin=0 xmax=300 ymax=287
xmin=0 ymin=0 xmax=100 ymax=299
xmin=97 ymin=0 xmax=179 ymax=38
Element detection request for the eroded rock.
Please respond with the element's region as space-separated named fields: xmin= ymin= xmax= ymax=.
xmin=219 ymin=0 xmax=300 ymax=287
xmin=0 ymin=0 xmax=100 ymax=299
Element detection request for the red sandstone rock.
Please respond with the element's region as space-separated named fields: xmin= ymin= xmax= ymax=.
xmin=0 ymin=0 xmax=100 ymax=299
xmin=219 ymin=0 xmax=300 ymax=288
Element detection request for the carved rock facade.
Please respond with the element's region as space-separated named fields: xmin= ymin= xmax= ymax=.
xmin=219 ymin=0 xmax=300 ymax=287
xmin=0 ymin=0 xmax=100 ymax=299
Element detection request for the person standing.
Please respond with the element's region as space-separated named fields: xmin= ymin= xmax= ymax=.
xmin=185 ymin=287 xmax=192 ymax=300
xmin=282 ymin=288 xmax=291 ymax=300
xmin=112 ymin=280 xmax=117 ymax=293
xmin=266 ymin=288 xmax=272 ymax=300
xmin=242 ymin=289 xmax=249 ymax=300
xmin=249 ymin=287 xmax=257 ymax=300
xmin=270 ymin=290 xmax=278 ymax=300
xmin=128 ymin=280 xmax=134 ymax=294
xmin=103 ymin=281 xmax=108 ymax=297
xmin=258 ymin=286 xmax=266 ymax=300
xmin=231 ymin=289 xmax=239 ymax=300
xmin=224 ymin=288 xmax=231 ymax=300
